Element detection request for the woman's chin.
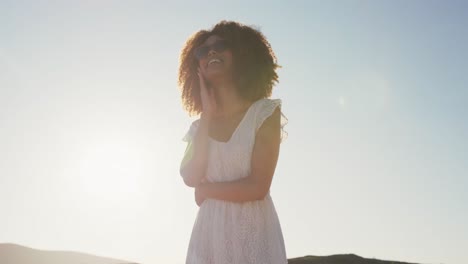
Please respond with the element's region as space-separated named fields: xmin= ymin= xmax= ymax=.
xmin=205 ymin=69 xmax=230 ymax=82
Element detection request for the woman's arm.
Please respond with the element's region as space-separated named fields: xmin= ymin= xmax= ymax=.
xmin=196 ymin=107 xmax=281 ymax=203
xmin=180 ymin=114 xmax=211 ymax=188
xmin=180 ymin=68 xmax=217 ymax=188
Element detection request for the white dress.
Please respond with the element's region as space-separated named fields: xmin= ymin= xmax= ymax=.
xmin=182 ymin=98 xmax=288 ymax=264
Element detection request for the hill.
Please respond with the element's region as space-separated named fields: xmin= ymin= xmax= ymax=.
xmin=0 ymin=243 xmax=136 ymax=264
xmin=0 ymin=243 xmax=425 ymax=264
xmin=288 ymin=253 xmax=421 ymax=264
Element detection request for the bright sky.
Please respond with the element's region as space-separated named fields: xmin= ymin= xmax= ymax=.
xmin=1 ymin=1 xmax=467 ymax=264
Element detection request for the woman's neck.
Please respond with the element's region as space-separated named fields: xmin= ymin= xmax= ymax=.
xmin=210 ymin=82 xmax=250 ymax=117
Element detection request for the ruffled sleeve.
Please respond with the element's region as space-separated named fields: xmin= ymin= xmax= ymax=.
xmin=182 ymin=119 xmax=200 ymax=142
xmin=255 ymin=98 xmax=288 ymax=140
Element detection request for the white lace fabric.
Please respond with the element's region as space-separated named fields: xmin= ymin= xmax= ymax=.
xmin=182 ymin=98 xmax=288 ymax=264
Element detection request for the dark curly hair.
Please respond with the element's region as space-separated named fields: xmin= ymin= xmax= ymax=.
xmin=178 ymin=20 xmax=280 ymax=116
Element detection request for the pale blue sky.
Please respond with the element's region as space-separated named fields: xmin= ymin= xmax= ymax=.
xmin=1 ymin=1 xmax=467 ymax=264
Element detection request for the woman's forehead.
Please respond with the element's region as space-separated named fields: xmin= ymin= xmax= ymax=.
xmin=203 ymin=35 xmax=223 ymax=45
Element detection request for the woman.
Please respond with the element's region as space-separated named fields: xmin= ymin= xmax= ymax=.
xmin=178 ymin=20 xmax=288 ymax=264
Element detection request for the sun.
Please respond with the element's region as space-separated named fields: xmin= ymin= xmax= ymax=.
xmin=76 ymin=138 xmax=144 ymax=202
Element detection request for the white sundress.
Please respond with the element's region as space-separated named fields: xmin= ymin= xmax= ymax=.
xmin=182 ymin=98 xmax=288 ymax=264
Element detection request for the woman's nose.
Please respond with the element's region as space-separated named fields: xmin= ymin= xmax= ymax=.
xmin=207 ymin=49 xmax=217 ymax=57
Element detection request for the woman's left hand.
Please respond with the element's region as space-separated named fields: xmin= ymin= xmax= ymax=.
xmin=195 ymin=184 xmax=206 ymax=207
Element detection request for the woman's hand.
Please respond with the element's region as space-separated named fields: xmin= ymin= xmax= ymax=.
xmin=198 ymin=67 xmax=217 ymax=119
xmin=195 ymin=184 xmax=206 ymax=207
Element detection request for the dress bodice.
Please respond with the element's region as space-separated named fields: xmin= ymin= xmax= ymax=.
xmin=182 ymin=98 xmax=283 ymax=183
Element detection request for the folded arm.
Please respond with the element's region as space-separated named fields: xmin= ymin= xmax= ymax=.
xmin=196 ymin=107 xmax=281 ymax=203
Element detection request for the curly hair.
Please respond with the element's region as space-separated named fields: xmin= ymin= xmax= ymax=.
xmin=178 ymin=20 xmax=280 ymax=116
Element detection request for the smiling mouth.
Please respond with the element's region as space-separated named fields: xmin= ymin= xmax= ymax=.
xmin=207 ymin=58 xmax=223 ymax=67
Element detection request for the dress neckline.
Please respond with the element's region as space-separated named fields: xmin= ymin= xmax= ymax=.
xmin=209 ymin=98 xmax=263 ymax=144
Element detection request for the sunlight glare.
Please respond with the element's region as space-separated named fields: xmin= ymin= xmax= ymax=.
xmin=338 ymin=96 xmax=346 ymax=107
xmin=76 ymin=139 xmax=144 ymax=202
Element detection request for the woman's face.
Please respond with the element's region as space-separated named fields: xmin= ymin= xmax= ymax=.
xmin=196 ymin=35 xmax=233 ymax=83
